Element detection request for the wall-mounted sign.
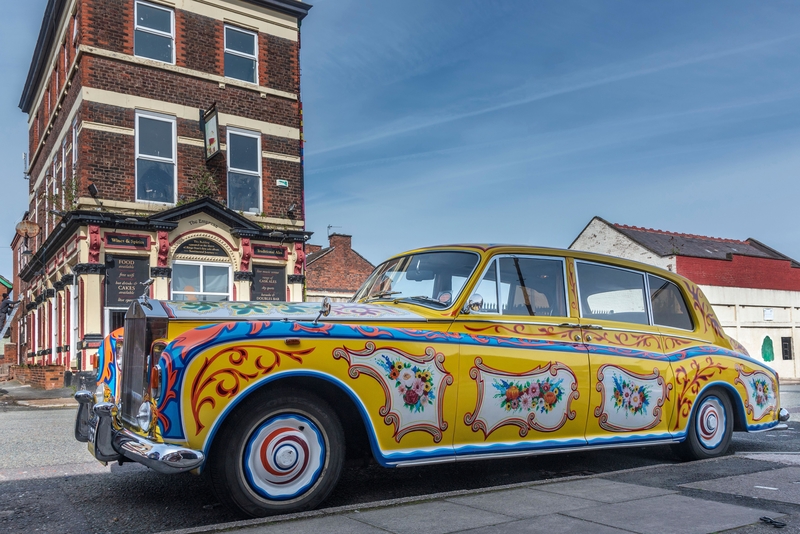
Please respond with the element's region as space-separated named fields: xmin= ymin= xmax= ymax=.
xmin=106 ymin=255 xmax=151 ymax=308
xmin=252 ymin=244 xmax=287 ymax=259
xmin=201 ymin=106 xmax=220 ymax=161
xmin=175 ymin=238 xmax=228 ymax=257
xmin=251 ymin=266 xmax=286 ymax=302
xmin=764 ymin=308 xmax=774 ymax=321
xmin=105 ymin=233 xmax=150 ymax=249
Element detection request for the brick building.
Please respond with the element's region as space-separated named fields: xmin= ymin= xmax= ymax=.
xmin=571 ymin=216 xmax=800 ymax=378
xmin=14 ymin=0 xmax=312 ymax=370
xmin=305 ymin=234 xmax=374 ymax=302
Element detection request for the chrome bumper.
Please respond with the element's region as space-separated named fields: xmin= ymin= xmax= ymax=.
xmin=74 ymin=390 xmax=204 ymax=474
xmin=780 ymin=408 xmax=791 ymax=422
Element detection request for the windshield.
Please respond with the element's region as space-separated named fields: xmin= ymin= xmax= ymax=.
xmin=353 ymin=251 xmax=480 ymax=308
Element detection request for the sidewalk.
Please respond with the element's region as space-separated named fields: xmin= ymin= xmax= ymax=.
xmin=160 ymin=454 xmax=800 ymax=534
xmin=0 ymin=379 xmax=77 ymax=408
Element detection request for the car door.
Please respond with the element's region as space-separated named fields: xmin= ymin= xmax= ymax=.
xmin=449 ymin=254 xmax=591 ymax=458
xmin=573 ymin=259 xmax=676 ymax=446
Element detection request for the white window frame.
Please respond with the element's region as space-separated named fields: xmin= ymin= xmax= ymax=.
xmin=224 ymin=25 xmax=258 ymax=84
xmin=135 ymin=110 xmax=177 ymax=205
xmin=171 ymin=261 xmax=232 ymax=301
xmin=61 ymin=138 xmax=67 ymax=207
xmin=134 ymin=0 xmax=175 ymax=65
xmin=226 ymin=127 xmax=262 ymax=213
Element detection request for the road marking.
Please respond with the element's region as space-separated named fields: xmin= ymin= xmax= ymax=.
xmin=754 ymin=485 xmax=779 ymax=490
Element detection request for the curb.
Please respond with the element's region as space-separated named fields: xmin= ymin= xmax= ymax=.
xmin=156 ymin=456 xmax=741 ymax=534
xmin=14 ymin=400 xmax=77 ymax=408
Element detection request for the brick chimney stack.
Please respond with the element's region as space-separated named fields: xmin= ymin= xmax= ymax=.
xmin=328 ymin=233 xmax=352 ymax=250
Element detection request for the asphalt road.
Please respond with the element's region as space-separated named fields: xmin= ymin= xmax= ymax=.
xmin=1 ymin=386 xmax=799 ymax=534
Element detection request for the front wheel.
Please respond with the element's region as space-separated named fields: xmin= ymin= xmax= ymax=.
xmin=672 ymin=387 xmax=733 ymax=461
xmin=208 ymin=390 xmax=345 ymax=517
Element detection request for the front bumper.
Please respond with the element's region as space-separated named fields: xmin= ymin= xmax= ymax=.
xmin=74 ymin=390 xmax=204 ymax=474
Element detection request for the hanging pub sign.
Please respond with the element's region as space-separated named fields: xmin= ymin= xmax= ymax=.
xmin=251 ymin=265 xmax=286 ymax=302
xmin=200 ymin=105 xmax=220 ymax=161
xmin=175 ymin=238 xmax=228 ymax=257
xmin=106 ymin=255 xmax=151 ymax=307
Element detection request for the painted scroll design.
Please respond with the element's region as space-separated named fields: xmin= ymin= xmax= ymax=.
xmin=734 ymin=364 xmax=777 ymax=422
xmin=464 ymin=358 xmax=579 ymax=438
xmin=594 ymin=364 xmax=672 ymax=432
xmin=189 ymin=343 xmax=312 ymax=435
xmin=332 ymin=342 xmax=452 ymax=443
xmin=673 ymin=356 xmax=727 ymax=431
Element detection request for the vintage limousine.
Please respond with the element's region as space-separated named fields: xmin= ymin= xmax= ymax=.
xmin=74 ymin=245 xmax=789 ymax=516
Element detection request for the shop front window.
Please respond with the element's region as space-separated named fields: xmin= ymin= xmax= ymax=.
xmin=172 ymin=262 xmax=231 ymax=301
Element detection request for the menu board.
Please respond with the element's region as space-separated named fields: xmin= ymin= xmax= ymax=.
xmin=106 ymin=255 xmax=150 ymax=307
xmin=251 ymin=266 xmax=286 ymax=302
xmin=175 ymin=238 xmax=227 ymax=257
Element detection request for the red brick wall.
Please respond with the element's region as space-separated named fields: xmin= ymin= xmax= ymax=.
xmin=676 ymin=255 xmax=800 ymax=291
xmin=306 ymin=235 xmax=375 ymax=293
xmin=10 ymin=365 xmax=65 ymax=390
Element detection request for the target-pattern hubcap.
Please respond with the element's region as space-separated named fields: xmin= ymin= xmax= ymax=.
xmin=696 ymin=396 xmax=726 ymax=450
xmin=243 ymin=414 xmax=325 ymax=500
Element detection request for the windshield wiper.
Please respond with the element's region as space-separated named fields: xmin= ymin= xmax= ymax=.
xmin=363 ymin=290 xmax=402 ymax=302
xmin=397 ymin=295 xmax=446 ymax=307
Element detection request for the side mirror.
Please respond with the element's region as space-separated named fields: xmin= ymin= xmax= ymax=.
xmin=315 ymin=297 xmax=332 ymax=324
xmin=461 ymin=294 xmax=483 ymax=315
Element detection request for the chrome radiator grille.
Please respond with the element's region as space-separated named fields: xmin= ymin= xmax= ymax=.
xmin=120 ymin=313 xmax=148 ymax=425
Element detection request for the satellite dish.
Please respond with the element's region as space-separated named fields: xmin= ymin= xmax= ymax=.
xmin=15 ymin=220 xmax=40 ymax=238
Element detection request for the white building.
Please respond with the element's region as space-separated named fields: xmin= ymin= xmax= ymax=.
xmin=571 ymin=217 xmax=800 ymax=379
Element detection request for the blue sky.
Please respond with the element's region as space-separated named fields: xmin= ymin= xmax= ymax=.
xmin=2 ymin=1 xmax=799 ymax=272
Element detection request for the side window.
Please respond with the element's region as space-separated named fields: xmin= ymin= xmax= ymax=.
xmin=471 ymin=257 xmax=567 ymax=316
xmin=135 ymin=1 xmax=175 ymax=64
xmin=577 ymin=262 xmax=649 ymax=326
xmin=227 ymin=128 xmax=262 ymax=213
xmin=135 ymin=111 xmax=176 ymax=204
xmin=225 ymin=26 xmax=258 ymax=84
xmin=472 ymin=260 xmax=499 ymax=313
xmin=648 ymin=275 xmax=693 ymax=331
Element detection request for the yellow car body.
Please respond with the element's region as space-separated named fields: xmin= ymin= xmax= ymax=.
xmin=82 ymin=245 xmax=786 ymax=516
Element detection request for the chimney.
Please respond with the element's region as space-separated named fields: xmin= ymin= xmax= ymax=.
xmin=328 ymin=233 xmax=352 ymax=250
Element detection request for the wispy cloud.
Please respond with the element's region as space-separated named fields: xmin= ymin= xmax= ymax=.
xmin=306 ymin=34 xmax=800 ymax=157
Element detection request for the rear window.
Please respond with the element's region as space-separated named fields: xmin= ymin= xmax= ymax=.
xmin=648 ymin=275 xmax=694 ymax=331
xmin=576 ymin=262 xmax=649 ymax=326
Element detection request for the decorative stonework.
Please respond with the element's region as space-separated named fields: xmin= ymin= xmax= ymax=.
xmin=288 ymin=274 xmax=305 ymax=284
xmin=74 ymin=263 xmax=106 ymax=275
xmin=88 ymin=225 xmax=101 ymax=263
xmin=157 ymin=231 xmax=170 ymax=267
xmin=151 ymin=266 xmax=172 ymax=278
xmin=234 ymin=271 xmax=255 ymax=282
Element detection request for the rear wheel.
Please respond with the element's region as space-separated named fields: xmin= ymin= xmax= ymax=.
xmin=673 ymin=387 xmax=733 ymax=461
xmin=208 ymin=390 xmax=345 ymax=517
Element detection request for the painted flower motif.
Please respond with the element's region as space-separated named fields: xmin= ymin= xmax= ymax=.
xmin=611 ymin=375 xmax=650 ymax=417
xmin=378 ymin=355 xmax=436 ymax=413
xmin=493 ymin=376 xmax=564 ymax=414
xmin=751 ymin=377 xmax=771 ymax=409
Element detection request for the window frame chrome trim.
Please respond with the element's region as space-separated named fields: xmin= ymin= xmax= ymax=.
xmin=573 ymin=259 xmax=652 ymax=327
xmin=468 ymin=254 xmax=569 ymax=319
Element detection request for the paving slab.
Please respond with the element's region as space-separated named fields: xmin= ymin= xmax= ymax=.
xmin=460 ymin=513 xmax=636 ymax=534
xmin=239 ymin=515 xmax=387 ymax=534
xmin=534 ymin=478 xmax=675 ymax=503
xmin=349 ymin=500 xmax=515 ymax=534
xmin=737 ymin=452 xmax=800 ymax=466
xmin=682 ymin=466 xmax=800 ymax=505
xmin=445 ymin=487 xmax=599 ymax=519
xmin=564 ymin=493 xmax=778 ymax=534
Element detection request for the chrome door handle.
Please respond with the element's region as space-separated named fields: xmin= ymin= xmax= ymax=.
xmin=583 ymin=324 xmax=604 ymax=330
xmin=559 ymin=323 xmax=581 ymax=328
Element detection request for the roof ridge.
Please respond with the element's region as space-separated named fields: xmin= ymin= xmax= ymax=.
xmin=613 ymin=223 xmax=748 ymax=245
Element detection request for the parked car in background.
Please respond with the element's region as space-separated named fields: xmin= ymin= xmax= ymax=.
xmin=74 ymin=245 xmax=789 ymax=517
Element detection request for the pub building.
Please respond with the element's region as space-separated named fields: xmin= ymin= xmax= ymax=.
xmin=13 ymin=0 xmax=312 ymax=371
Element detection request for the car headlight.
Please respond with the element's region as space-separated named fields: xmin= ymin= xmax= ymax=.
xmin=136 ymin=401 xmax=152 ymax=432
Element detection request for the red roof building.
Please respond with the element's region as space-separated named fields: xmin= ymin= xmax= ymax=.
xmin=571 ymin=216 xmax=800 ymax=379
